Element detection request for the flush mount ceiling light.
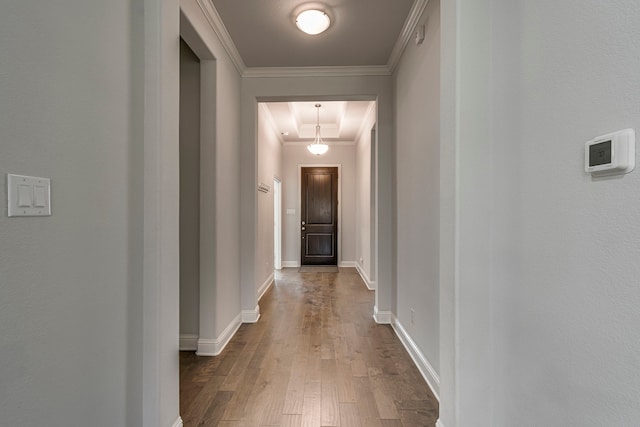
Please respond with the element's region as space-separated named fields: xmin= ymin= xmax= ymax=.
xmin=296 ymin=9 xmax=331 ymax=35
xmin=307 ymin=104 xmax=329 ymax=155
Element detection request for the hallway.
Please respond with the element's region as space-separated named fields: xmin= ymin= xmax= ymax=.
xmin=180 ymin=268 xmax=438 ymax=426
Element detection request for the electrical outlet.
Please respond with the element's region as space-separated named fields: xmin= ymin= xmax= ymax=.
xmin=410 ymin=308 xmax=415 ymax=325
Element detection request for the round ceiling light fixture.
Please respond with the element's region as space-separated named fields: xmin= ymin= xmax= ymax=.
xmin=296 ymin=9 xmax=331 ymax=35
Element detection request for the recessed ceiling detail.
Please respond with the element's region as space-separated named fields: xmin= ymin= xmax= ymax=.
xmin=262 ymin=101 xmax=375 ymax=144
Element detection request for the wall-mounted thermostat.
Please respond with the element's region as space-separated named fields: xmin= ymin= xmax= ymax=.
xmin=585 ymin=128 xmax=635 ymax=176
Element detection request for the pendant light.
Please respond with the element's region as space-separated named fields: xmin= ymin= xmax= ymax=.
xmin=307 ymin=104 xmax=329 ymax=155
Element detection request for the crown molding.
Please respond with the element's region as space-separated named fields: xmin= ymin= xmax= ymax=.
xmin=354 ymin=101 xmax=377 ymax=143
xmin=198 ymin=0 xmax=426 ymax=78
xmin=258 ymin=103 xmax=285 ymax=145
xmin=386 ymin=0 xmax=429 ymax=74
xmin=196 ymin=0 xmax=246 ymax=75
xmin=243 ymin=65 xmax=391 ymax=78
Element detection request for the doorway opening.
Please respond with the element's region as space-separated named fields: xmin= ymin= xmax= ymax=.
xmin=273 ymin=178 xmax=282 ymax=270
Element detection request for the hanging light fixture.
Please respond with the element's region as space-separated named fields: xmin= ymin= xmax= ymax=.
xmin=307 ymin=104 xmax=329 ymax=155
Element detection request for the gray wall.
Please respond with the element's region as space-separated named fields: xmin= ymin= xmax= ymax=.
xmin=181 ymin=0 xmax=242 ymax=348
xmin=0 ymin=0 xmax=144 ymax=425
xmin=393 ymin=0 xmax=441 ymax=381
xmin=490 ymin=0 xmax=640 ymax=425
xmin=179 ymin=38 xmax=201 ymax=338
xmin=281 ymin=145 xmax=357 ymax=266
xmin=256 ymin=105 xmax=282 ymax=289
xmin=440 ymin=0 xmax=640 ymax=425
xmin=355 ymin=106 xmax=376 ymax=286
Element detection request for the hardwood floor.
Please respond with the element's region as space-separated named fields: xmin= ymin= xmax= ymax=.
xmin=180 ymin=268 xmax=438 ymax=426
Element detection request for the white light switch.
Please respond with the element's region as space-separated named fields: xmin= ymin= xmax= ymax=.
xmin=33 ymin=185 xmax=47 ymax=207
xmin=286 ymin=208 xmax=296 ymax=215
xmin=7 ymin=174 xmax=51 ymax=217
xmin=18 ymin=184 xmax=32 ymax=207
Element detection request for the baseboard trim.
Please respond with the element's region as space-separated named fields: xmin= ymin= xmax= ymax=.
xmin=436 ymin=419 xmax=445 ymax=427
xmin=373 ymin=306 xmax=392 ymax=324
xmin=172 ymin=416 xmax=183 ymax=427
xmin=179 ymin=334 xmax=198 ymax=351
xmin=258 ymin=273 xmax=274 ymax=301
xmin=196 ymin=313 xmax=242 ymax=356
xmin=355 ymin=262 xmax=376 ymax=290
xmin=242 ymin=305 xmax=261 ymax=323
xmin=392 ymin=315 xmax=441 ymax=401
xmin=339 ymin=261 xmax=357 ymax=268
xmin=282 ymin=261 xmax=299 ymax=268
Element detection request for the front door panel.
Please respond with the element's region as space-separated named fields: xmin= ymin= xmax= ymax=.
xmin=301 ymin=167 xmax=338 ymax=265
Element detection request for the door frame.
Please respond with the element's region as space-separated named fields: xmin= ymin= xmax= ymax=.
xmin=297 ymin=164 xmax=342 ymax=267
xmin=273 ymin=177 xmax=282 ymax=270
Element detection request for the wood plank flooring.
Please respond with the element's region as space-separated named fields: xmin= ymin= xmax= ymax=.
xmin=180 ymin=267 xmax=439 ymax=426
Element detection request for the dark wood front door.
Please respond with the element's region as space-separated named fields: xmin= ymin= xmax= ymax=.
xmin=301 ymin=167 xmax=338 ymax=265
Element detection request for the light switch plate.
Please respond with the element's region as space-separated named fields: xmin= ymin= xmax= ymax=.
xmin=7 ymin=174 xmax=51 ymax=217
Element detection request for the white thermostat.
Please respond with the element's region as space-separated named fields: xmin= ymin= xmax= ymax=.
xmin=585 ymin=128 xmax=635 ymax=176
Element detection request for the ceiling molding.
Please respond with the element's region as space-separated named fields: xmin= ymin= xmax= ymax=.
xmin=199 ymin=0 xmax=425 ymax=78
xmin=258 ymin=103 xmax=285 ymax=145
xmin=386 ymin=0 xmax=429 ymax=74
xmin=243 ymin=65 xmax=391 ymax=78
xmin=354 ymin=101 xmax=377 ymax=144
xmin=196 ymin=0 xmax=246 ymax=74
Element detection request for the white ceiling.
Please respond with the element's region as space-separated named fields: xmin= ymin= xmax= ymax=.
xmin=262 ymin=101 xmax=375 ymax=144
xmin=211 ymin=0 xmax=416 ymax=68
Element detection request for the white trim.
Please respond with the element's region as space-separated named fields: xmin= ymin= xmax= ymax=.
xmin=273 ymin=178 xmax=282 ymax=270
xmin=241 ymin=305 xmax=261 ymax=323
xmin=258 ymin=272 xmax=274 ymax=301
xmin=373 ymin=306 xmax=392 ymax=324
xmin=196 ymin=313 xmax=242 ymax=356
xmin=387 ymin=0 xmax=430 ymax=73
xmin=282 ymin=261 xmax=300 ymax=268
xmin=259 ymin=103 xmax=285 ymax=145
xmin=172 ymin=416 xmax=184 ymax=427
xmin=354 ymin=101 xmax=377 ymax=144
xmin=243 ymin=65 xmax=391 ymax=78
xmin=196 ymin=0 xmax=428 ymax=78
xmin=195 ymin=0 xmax=246 ymax=74
xmin=339 ymin=261 xmax=357 ymax=268
xmin=179 ymin=334 xmax=199 ymax=351
xmin=392 ymin=316 xmax=440 ymax=401
xmin=355 ymin=262 xmax=376 ymax=290
xmin=436 ymin=420 xmax=445 ymax=427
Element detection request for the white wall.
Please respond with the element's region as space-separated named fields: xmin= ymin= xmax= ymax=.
xmin=393 ymin=0 xmax=440 ymax=391
xmin=355 ymin=105 xmax=376 ymax=287
xmin=0 ymin=0 xmax=156 ymax=425
xmin=256 ymin=105 xmax=282 ymax=291
xmin=179 ymin=38 xmax=201 ymax=339
xmin=281 ymin=145 xmax=357 ymax=266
